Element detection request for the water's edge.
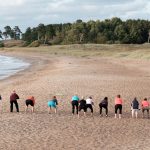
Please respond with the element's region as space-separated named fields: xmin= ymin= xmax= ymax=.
xmin=0 ymin=55 xmax=30 ymax=80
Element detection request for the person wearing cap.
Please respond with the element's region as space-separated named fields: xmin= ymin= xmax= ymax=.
xmin=10 ymin=90 xmax=19 ymax=112
xmin=25 ymin=96 xmax=35 ymax=113
xmin=71 ymin=94 xmax=80 ymax=115
xmin=86 ymin=96 xmax=94 ymax=116
xmin=47 ymin=96 xmax=58 ymax=114
xmin=78 ymin=96 xmax=86 ymax=117
xmin=141 ymin=98 xmax=149 ymax=118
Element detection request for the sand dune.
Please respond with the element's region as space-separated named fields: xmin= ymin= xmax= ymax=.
xmin=0 ymin=51 xmax=150 ymax=150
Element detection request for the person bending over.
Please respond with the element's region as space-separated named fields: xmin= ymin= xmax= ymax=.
xmin=47 ymin=96 xmax=58 ymax=114
xmin=99 ymin=97 xmax=108 ymax=117
xmin=115 ymin=95 xmax=123 ymax=119
xmin=78 ymin=96 xmax=86 ymax=117
xmin=86 ymin=96 xmax=94 ymax=116
xmin=71 ymin=94 xmax=79 ymax=115
xmin=25 ymin=96 xmax=35 ymax=113
xmin=141 ymin=98 xmax=149 ymax=118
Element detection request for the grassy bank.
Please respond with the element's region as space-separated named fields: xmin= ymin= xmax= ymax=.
xmin=1 ymin=44 xmax=150 ymax=59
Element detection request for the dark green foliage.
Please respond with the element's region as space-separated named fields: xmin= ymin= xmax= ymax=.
xmin=0 ymin=42 xmax=4 ymax=47
xmin=21 ymin=18 xmax=150 ymax=45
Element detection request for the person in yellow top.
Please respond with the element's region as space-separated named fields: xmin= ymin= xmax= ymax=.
xmin=25 ymin=96 xmax=35 ymax=113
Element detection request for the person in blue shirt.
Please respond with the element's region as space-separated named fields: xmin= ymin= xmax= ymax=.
xmin=47 ymin=96 xmax=58 ymax=114
xmin=71 ymin=95 xmax=79 ymax=115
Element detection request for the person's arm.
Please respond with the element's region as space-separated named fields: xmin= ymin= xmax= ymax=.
xmin=141 ymin=102 xmax=143 ymax=108
xmin=92 ymin=99 xmax=94 ymax=105
xmin=15 ymin=94 xmax=19 ymax=99
xmin=56 ymin=99 xmax=58 ymax=105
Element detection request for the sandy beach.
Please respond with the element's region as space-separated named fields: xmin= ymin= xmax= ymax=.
xmin=0 ymin=49 xmax=150 ymax=150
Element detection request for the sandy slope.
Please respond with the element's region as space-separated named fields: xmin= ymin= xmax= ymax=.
xmin=0 ymin=51 xmax=150 ymax=150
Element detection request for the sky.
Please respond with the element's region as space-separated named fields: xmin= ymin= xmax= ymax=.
xmin=0 ymin=0 xmax=150 ymax=32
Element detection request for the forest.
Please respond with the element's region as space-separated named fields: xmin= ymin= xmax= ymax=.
xmin=0 ymin=17 xmax=150 ymax=46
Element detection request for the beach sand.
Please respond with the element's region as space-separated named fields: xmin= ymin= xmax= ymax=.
xmin=0 ymin=50 xmax=150 ymax=150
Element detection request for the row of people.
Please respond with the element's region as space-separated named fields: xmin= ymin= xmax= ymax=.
xmin=0 ymin=91 xmax=149 ymax=118
xmin=71 ymin=94 xmax=149 ymax=118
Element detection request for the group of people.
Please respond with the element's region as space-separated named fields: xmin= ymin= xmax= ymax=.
xmin=71 ymin=94 xmax=150 ymax=118
xmin=0 ymin=91 xmax=149 ymax=119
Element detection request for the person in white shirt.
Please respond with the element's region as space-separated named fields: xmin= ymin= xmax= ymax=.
xmin=86 ymin=96 xmax=94 ymax=116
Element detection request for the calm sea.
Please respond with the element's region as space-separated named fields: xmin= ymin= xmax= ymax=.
xmin=0 ymin=55 xmax=30 ymax=80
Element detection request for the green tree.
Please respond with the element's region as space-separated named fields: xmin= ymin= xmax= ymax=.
xmin=13 ymin=26 xmax=22 ymax=40
xmin=0 ymin=30 xmax=3 ymax=39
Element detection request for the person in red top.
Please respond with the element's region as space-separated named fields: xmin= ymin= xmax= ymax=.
xmin=25 ymin=96 xmax=35 ymax=113
xmin=141 ymin=98 xmax=149 ymax=118
xmin=10 ymin=90 xmax=19 ymax=112
xmin=115 ymin=95 xmax=123 ymax=118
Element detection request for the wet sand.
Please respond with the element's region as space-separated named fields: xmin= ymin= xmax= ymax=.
xmin=0 ymin=51 xmax=150 ymax=150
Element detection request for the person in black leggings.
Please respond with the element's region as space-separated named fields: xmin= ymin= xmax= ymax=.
xmin=86 ymin=96 xmax=94 ymax=116
xmin=71 ymin=95 xmax=79 ymax=115
xmin=78 ymin=96 xmax=86 ymax=117
xmin=99 ymin=97 xmax=108 ymax=117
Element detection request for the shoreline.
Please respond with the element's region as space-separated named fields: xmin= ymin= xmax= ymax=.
xmin=0 ymin=51 xmax=52 ymax=84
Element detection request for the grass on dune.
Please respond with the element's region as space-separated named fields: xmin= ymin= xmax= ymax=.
xmin=1 ymin=44 xmax=150 ymax=59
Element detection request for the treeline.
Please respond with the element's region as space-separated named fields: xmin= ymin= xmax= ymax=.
xmin=22 ymin=17 xmax=150 ymax=45
xmin=1 ymin=18 xmax=150 ymax=46
xmin=0 ymin=26 xmax=22 ymax=40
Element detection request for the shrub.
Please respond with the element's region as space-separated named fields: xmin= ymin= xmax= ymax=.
xmin=0 ymin=42 xmax=4 ymax=47
xmin=29 ymin=40 xmax=41 ymax=47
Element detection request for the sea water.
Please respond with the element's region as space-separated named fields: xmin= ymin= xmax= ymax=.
xmin=0 ymin=55 xmax=30 ymax=80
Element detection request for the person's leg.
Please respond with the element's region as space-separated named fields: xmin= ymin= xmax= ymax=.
xmin=89 ymin=105 xmax=93 ymax=116
xmin=147 ymin=109 xmax=149 ymax=118
xmin=131 ymin=109 xmax=134 ymax=118
xmin=115 ymin=105 xmax=118 ymax=118
xmin=135 ymin=109 xmax=138 ymax=119
xmin=142 ymin=108 xmax=145 ymax=118
xmin=25 ymin=100 xmax=28 ymax=112
xmin=75 ymin=101 xmax=79 ymax=114
xmin=100 ymin=105 xmax=102 ymax=115
xmin=119 ymin=105 xmax=122 ymax=119
xmin=105 ymin=106 xmax=108 ymax=116
xmin=54 ymin=106 xmax=57 ymax=114
xmin=72 ymin=101 xmax=75 ymax=115
xmin=14 ymin=101 xmax=19 ymax=112
xmin=25 ymin=106 xmax=28 ymax=112
xmin=10 ymin=101 xmax=13 ymax=112
xmin=31 ymin=106 xmax=34 ymax=113
xmin=48 ymin=107 xmax=51 ymax=114
xmin=83 ymin=107 xmax=87 ymax=117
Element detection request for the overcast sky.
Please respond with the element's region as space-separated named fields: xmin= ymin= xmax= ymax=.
xmin=0 ymin=0 xmax=150 ymax=32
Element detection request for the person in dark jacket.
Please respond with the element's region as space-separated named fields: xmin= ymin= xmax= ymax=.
xmin=131 ymin=97 xmax=139 ymax=118
xmin=78 ymin=96 xmax=86 ymax=117
xmin=10 ymin=90 xmax=19 ymax=112
xmin=99 ymin=97 xmax=108 ymax=117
